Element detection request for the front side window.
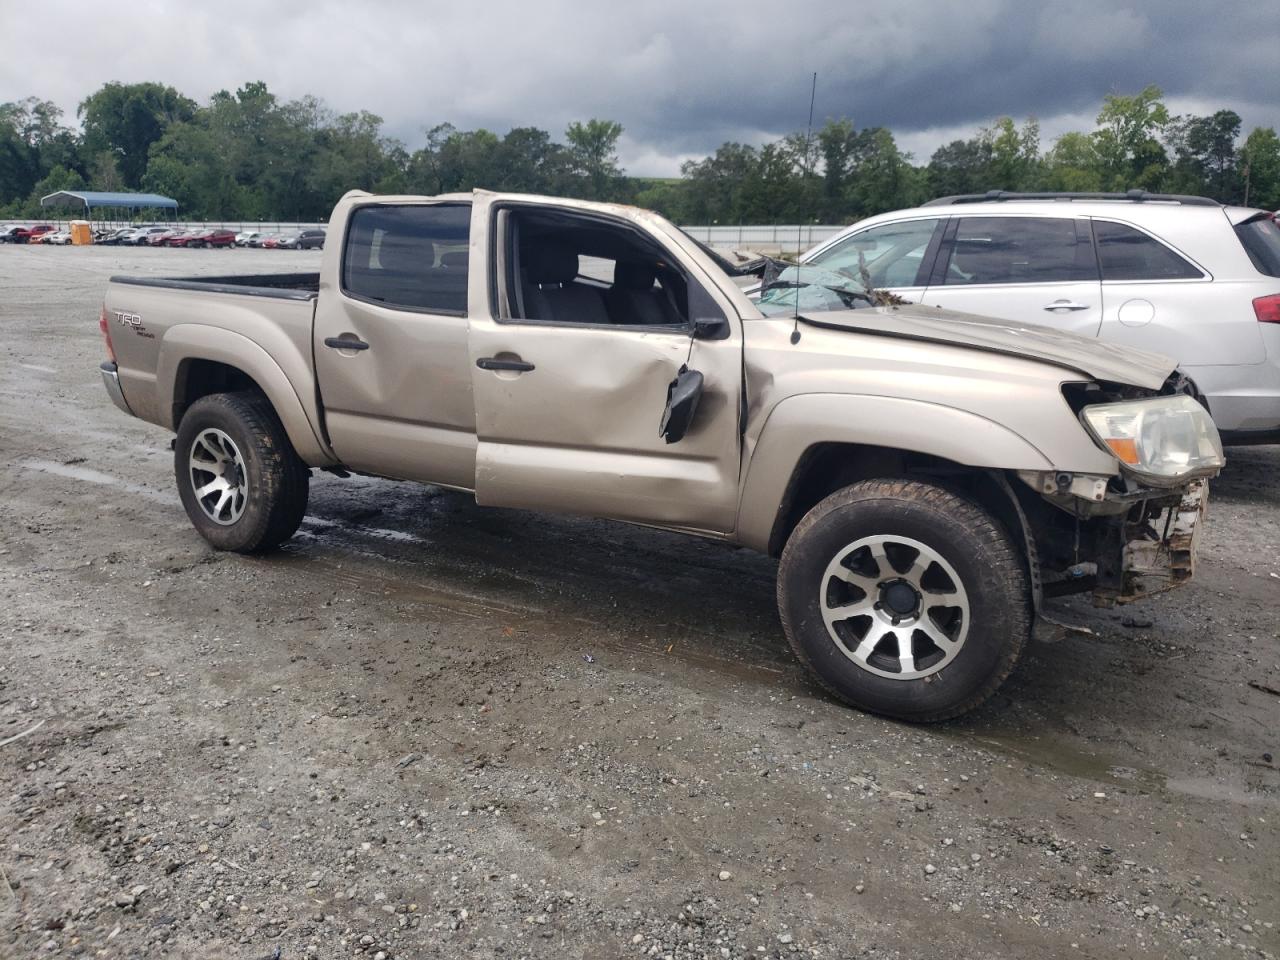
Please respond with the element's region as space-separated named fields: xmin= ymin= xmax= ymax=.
xmin=1092 ymin=220 xmax=1203 ymax=281
xmin=942 ymin=216 xmax=1096 ymax=285
xmin=342 ymin=204 xmax=470 ymax=314
xmin=500 ymin=207 xmax=698 ymax=329
xmin=809 ymin=219 xmax=941 ymax=288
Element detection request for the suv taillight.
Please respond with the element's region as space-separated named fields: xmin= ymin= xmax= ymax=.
xmin=99 ymin=306 xmax=116 ymax=363
xmin=1255 ymin=295 xmax=1280 ymax=324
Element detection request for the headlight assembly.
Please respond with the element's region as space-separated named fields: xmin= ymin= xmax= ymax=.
xmin=1080 ymin=394 xmax=1224 ymax=484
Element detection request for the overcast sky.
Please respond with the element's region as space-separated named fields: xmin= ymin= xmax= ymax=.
xmin=2 ymin=0 xmax=1277 ymax=176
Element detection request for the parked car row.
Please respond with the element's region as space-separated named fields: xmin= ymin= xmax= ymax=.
xmin=234 ymin=228 xmax=326 ymax=249
xmin=0 ymin=224 xmax=56 ymax=243
xmin=1 ymin=224 xmax=326 ymax=249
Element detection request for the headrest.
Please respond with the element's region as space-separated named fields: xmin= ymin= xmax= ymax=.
xmin=527 ymin=243 xmax=579 ymax=284
xmin=613 ymin=260 xmax=656 ymax=290
xmin=378 ymin=236 xmax=432 ymax=276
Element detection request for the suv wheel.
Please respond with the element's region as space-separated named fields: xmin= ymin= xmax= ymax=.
xmin=175 ymin=392 xmax=309 ymax=553
xmin=777 ymin=479 xmax=1029 ymax=722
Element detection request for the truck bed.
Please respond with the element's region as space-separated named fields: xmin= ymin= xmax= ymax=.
xmin=109 ymin=272 xmax=320 ymax=301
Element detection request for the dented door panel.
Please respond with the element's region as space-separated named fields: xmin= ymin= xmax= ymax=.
xmin=466 ymin=197 xmax=745 ymax=533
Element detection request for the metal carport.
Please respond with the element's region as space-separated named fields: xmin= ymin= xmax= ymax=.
xmin=39 ymin=190 xmax=179 ymax=227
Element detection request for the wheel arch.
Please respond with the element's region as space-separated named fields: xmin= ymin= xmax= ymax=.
xmin=736 ymin=393 xmax=1053 ymax=557
xmin=159 ymin=324 xmax=334 ymax=465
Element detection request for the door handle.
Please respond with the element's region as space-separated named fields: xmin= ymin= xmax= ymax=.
xmin=1043 ymin=300 xmax=1089 ymax=312
xmin=324 ymin=336 xmax=370 ymax=351
xmin=476 ymin=357 xmax=535 ymax=372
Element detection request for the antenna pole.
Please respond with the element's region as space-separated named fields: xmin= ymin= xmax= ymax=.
xmin=806 ymin=71 xmax=817 ymax=175
xmin=792 ymin=72 xmax=817 ymax=344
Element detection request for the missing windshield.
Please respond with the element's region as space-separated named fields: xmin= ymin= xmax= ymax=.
xmin=755 ymin=250 xmax=911 ymax=317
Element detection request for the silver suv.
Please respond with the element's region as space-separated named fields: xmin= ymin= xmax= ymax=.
xmin=783 ymin=192 xmax=1280 ymax=442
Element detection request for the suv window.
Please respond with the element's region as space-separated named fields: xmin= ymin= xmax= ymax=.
xmin=342 ymin=204 xmax=470 ymax=314
xmin=942 ymin=217 xmax=1096 ymax=285
xmin=1092 ymin=220 xmax=1203 ymax=281
xmin=809 ymin=219 xmax=940 ymax=287
xmin=1234 ymin=214 xmax=1280 ymax=279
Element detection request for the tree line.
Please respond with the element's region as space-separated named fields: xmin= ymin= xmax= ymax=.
xmin=2 ymin=81 xmax=1278 ymax=225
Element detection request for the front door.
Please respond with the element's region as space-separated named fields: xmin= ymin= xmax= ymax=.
xmin=312 ymin=201 xmax=477 ymax=489
xmin=921 ymin=215 xmax=1104 ymax=338
xmin=466 ymin=200 xmax=744 ymax=534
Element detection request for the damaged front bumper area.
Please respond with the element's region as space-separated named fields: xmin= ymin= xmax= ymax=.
xmin=1017 ymin=472 xmax=1210 ymax=607
xmin=1101 ymin=479 xmax=1207 ymax=605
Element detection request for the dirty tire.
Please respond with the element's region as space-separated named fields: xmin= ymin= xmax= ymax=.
xmin=778 ymin=479 xmax=1029 ymax=722
xmin=175 ymin=392 xmax=309 ymax=554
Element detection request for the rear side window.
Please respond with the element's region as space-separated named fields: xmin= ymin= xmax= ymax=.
xmin=1234 ymin=214 xmax=1280 ymax=278
xmin=942 ymin=217 xmax=1096 ymax=285
xmin=342 ymin=204 xmax=470 ymax=314
xmin=1092 ymin=221 xmax=1203 ymax=281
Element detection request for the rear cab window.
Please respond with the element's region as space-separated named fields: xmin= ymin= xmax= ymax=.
xmin=1091 ymin=220 xmax=1203 ymax=281
xmin=342 ymin=204 xmax=470 ymax=314
xmin=940 ymin=216 xmax=1097 ymax=285
xmin=1234 ymin=214 xmax=1280 ymax=278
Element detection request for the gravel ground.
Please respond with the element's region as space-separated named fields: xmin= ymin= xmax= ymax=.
xmin=1 ymin=244 xmax=1277 ymax=960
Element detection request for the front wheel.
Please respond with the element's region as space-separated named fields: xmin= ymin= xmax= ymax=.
xmin=175 ymin=392 xmax=309 ymax=553
xmin=777 ymin=479 xmax=1030 ymax=722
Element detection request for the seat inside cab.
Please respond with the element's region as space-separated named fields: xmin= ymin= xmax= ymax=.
xmin=502 ymin=208 xmax=688 ymax=328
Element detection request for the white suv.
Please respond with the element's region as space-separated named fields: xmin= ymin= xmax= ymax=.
xmin=786 ymin=192 xmax=1280 ymax=442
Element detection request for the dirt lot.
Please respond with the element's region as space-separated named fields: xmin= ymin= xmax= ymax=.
xmin=1 ymin=244 xmax=1277 ymax=959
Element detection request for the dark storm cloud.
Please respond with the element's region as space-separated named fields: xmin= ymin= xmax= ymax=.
xmin=1 ymin=0 xmax=1276 ymax=174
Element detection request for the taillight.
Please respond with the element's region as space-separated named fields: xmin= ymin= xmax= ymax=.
xmin=99 ymin=306 xmax=116 ymax=363
xmin=1255 ymin=294 xmax=1280 ymax=324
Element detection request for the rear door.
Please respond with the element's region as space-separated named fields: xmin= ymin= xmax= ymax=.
xmin=922 ymin=215 xmax=1103 ymax=336
xmin=466 ymin=198 xmax=745 ymax=533
xmin=1090 ymin=217 xmax=1259 ymax=366
xmin=312 ymin=201 xmax=477 ymax=489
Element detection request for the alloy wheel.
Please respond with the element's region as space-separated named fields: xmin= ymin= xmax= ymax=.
xmin=188 ymin=428 xmax=248 ymax=525
xmin=819 ymin=535 xmax=970 ymax=680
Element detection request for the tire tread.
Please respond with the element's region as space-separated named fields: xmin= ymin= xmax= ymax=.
xmin=176 ymin=391 xmax=309 ymax=553
xmin=777 ymin=478 xmax=1029 ymax=722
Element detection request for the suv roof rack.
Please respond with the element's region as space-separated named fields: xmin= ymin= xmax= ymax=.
xmin=922 ymin=190 xmax=1221 ymax=207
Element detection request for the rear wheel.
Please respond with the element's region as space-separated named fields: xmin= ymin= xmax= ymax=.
xmin=175 ymin=392 xmax=309 ymax=553
xmin=777 ymin=479 xmax=1030 ymax=722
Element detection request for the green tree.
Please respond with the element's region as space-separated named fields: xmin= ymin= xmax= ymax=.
xmin=817 ymin=118 xmax=861 ymax=215
xmin=1041 ymin=132 xmax=1103 ymax=191
xmin=1091 ymin=85 xmax=1170 ymax=190
xmin=565 ymin=119 xmax=624 ymax=200
xmin=1166 ymin=110 xmax=1242 ymax=200
xmin=1241 ymin=127 xmax=1280 ymax=210
xmin=984 ymin=117 xmax=1040 ymax=191
xmin=79 ymin=82 xmax=196 ymax=188
xmin=926 ymin=137 xmax=993 ymax=199
xmin=0 ymin=98 xmax=80 ymax=207
xmin=20 ymin=164 xmax=87 ymax=215
xmin=678 ymin=142 xmax=762 ymax=224
xmin=849 ymin=128 xmax=920 ymax=216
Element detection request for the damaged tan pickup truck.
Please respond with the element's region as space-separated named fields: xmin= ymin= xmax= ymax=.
xmin=99 ymin=190 xmax=1225 ymax=721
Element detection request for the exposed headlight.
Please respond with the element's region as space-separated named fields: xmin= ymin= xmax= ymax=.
xmin=1080 ymin=394 xmax=1224 ymax=484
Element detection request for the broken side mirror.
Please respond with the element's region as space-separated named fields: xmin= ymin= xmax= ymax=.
xmin=659 ymin=364 xmax=704 ymax=444
xmin=692 ymin=316 xmax=729 ymax=340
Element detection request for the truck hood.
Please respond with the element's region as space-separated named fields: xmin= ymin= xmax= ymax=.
xmin=800 ymin=303 xmax=1175 ymax=390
